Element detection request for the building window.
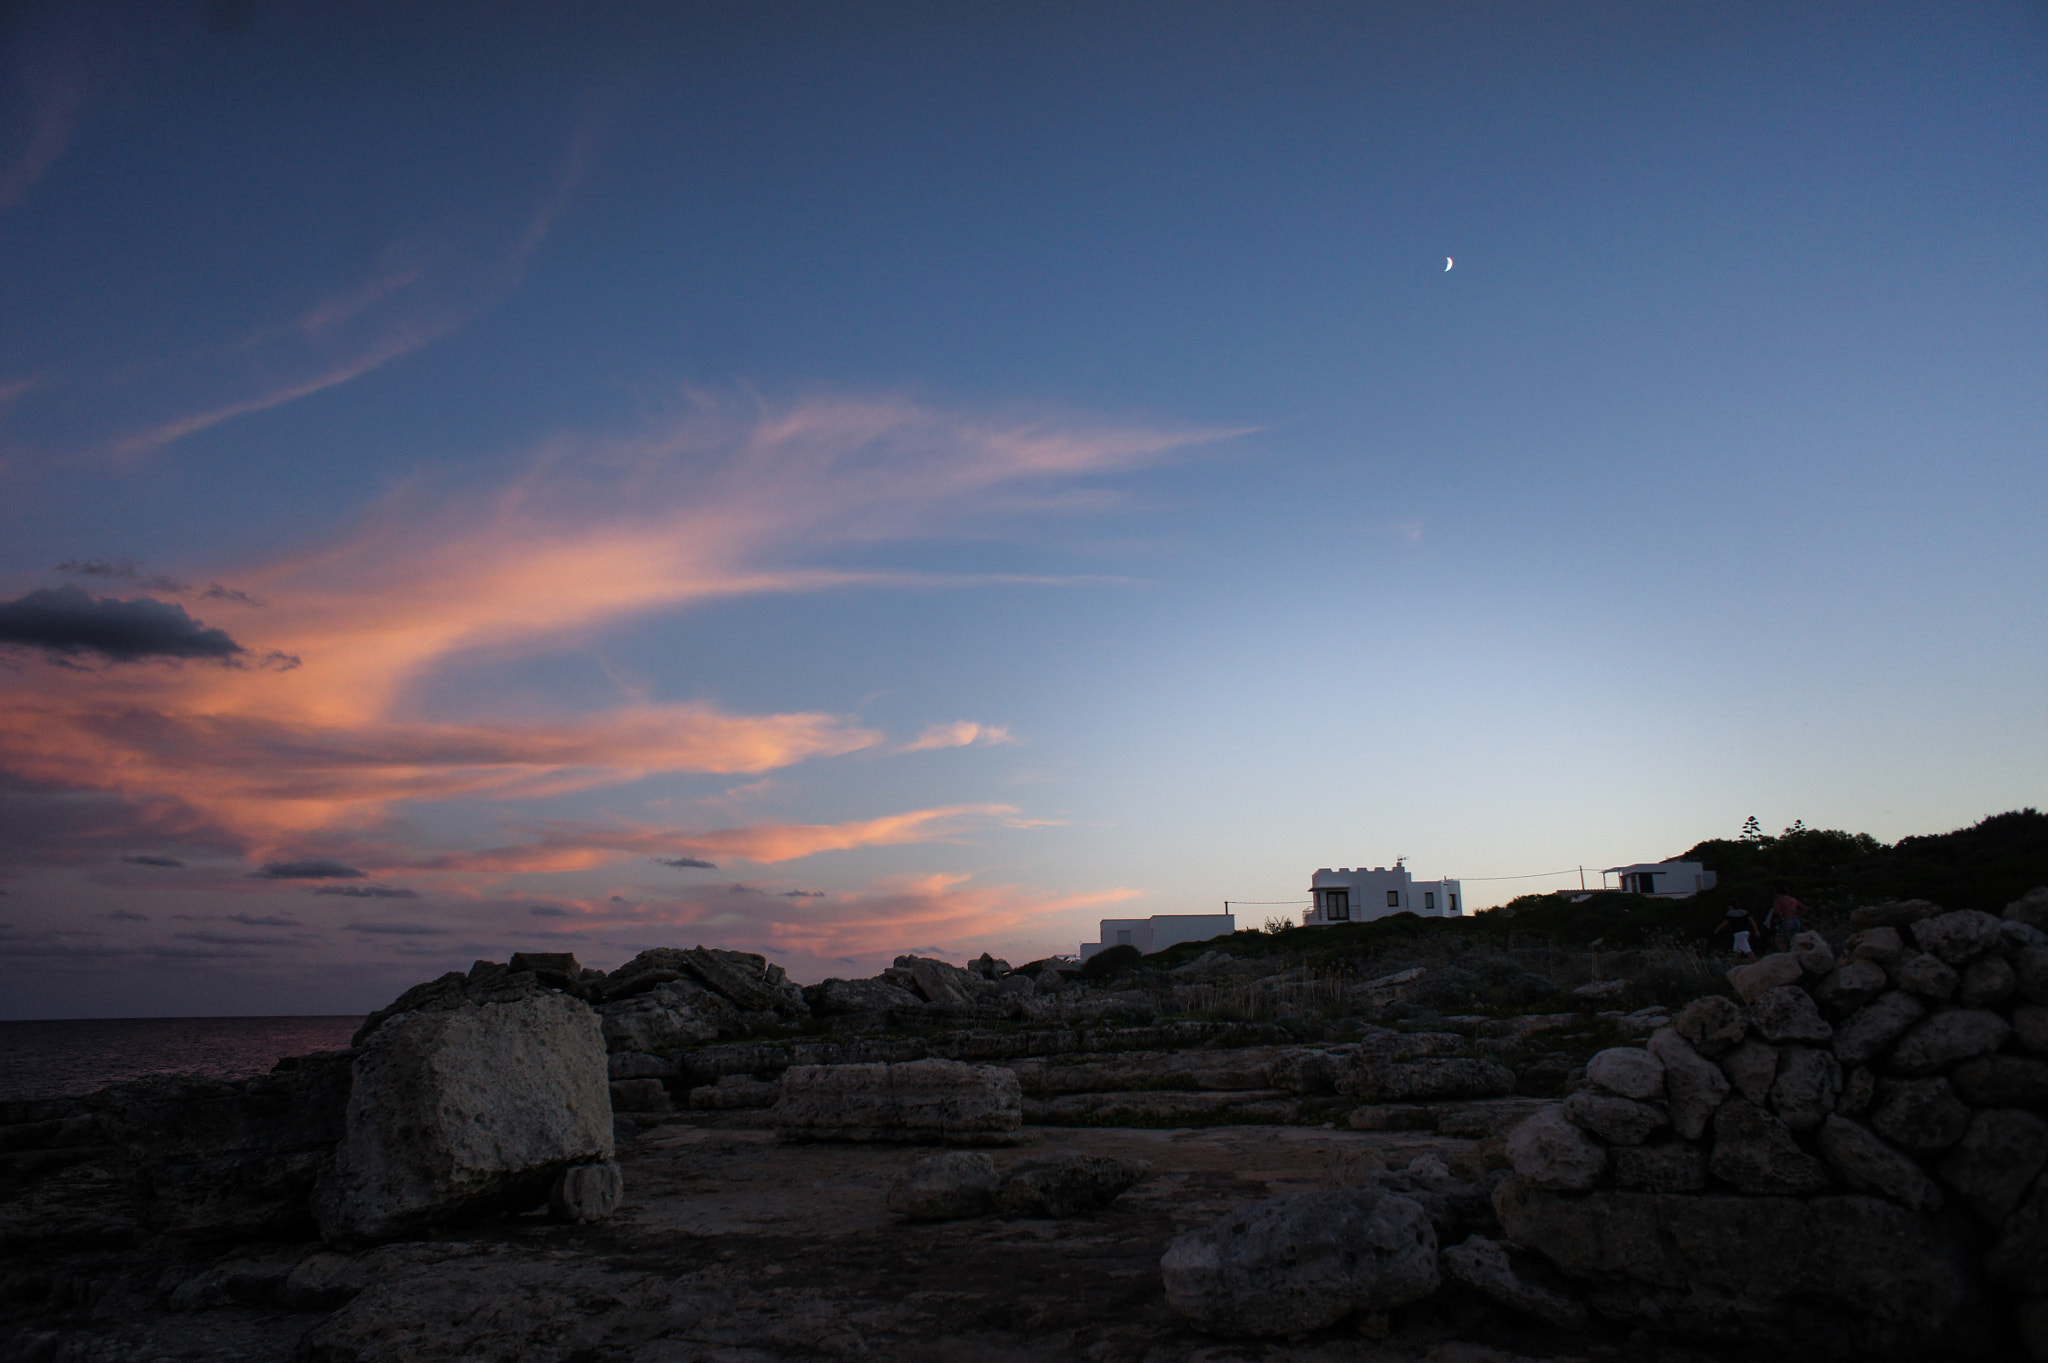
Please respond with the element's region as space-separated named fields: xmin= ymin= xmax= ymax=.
xmin=1448 ymin=894 xmax=1458 ymax=914
xmin=1116 ymin=930 xmax=1132 ymax=945
xmin=1424 ymin=891 xmax=1435 ymax=911
xmin=1324 ymin=889 xmax=1350 ymax=920
xmin=1386 ymin=890 xmax=1400 ymax=908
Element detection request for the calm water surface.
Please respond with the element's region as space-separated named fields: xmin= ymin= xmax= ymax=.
xmin=0 ymin=1015 xmax=364 ymax=1104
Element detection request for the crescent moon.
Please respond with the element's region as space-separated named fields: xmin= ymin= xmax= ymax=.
xmin=1445 ymin=257 xmax=1454 ymax=272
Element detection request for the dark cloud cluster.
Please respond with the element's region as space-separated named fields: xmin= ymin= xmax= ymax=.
xmin=345 ymin=921 xmax=447 ymax=936
xmin=56 ymin=560 xmax=263 ymax=606
xmin=226 ymin=913 xmax=300 ymax=926
xmin=781 ymin=889 xmax=825 ymax=899
xmin=253 ymin=858 xmax=364 ymax=880
xmin=652 ymin=855 xmax=717 ymax=869
xmin=0 ymin=586 xmax=244 ymax=664
xmin=120 ymin=853 xmax=185 ymax=867
xmin=106 ymin=909 xmax=149 ymax=921
xmin=174 ymin=929 xmax=295 ymax=946
xmin=311 ymin=884 xmax=419 ymax=899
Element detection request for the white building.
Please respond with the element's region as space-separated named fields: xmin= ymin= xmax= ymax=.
xmin=1303 ymin=863 xmax=1462 ymax=925
xmin=1603 ymin=861 xmax=1717 ymax=898
xmin=1079 ymin=913 xmax=1235 ymax=960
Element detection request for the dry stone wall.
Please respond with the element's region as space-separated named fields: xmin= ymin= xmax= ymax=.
xmin=1484 ymin=890 xmax=2048 ymax=1359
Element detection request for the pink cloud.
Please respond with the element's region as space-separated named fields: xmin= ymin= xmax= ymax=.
xmin=903 ymin=721 xmax=1017 ymax=752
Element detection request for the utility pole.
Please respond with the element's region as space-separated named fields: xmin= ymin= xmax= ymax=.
xmin=1579 ymin=866 xmax=1585 ymax=891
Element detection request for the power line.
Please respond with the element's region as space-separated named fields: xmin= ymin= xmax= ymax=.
xmin=1224 ymin=899 xmax=1311 ymax=905
xmin=1456 ymin=868 xmax=1582 ymax=882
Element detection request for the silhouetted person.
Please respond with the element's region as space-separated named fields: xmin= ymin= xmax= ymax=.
xmin=1766 ymin=890 xmax=1809 ymax=953
xmin=1715 ymin=906 xmax=1762 ymax=962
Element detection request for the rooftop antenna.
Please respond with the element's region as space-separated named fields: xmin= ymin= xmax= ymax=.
xmin=1395 ymin=855 xmax=1406 ymax=869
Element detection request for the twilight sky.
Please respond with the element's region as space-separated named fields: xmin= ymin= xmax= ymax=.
xmin=2 ymin=2 xmax=2043 ymax=1019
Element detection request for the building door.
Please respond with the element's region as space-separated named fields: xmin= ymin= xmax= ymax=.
xmin=1637 ymin=873 xmax=1656 ymax=895
xmin=1324 ymin=890 xmax=1349 ymax=921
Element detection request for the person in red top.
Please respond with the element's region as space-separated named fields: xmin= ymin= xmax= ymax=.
xmin=1766 ymin=891 xmax=1808 ymax=953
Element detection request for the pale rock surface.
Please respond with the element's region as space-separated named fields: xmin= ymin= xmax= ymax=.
xmin=885 ymin=1150 xmax=998 ymax=1220
xmin=1439 ymin=1234 xmax=1588 ymax=1329
xmin=598 ymin=980 xmax=739 ymax=1053
xmin=1845 ymin=924 xmax=1904 ymax=965
xmin=1671 ymin=995 xmax=1746 ymax=1056
xmin=1766 ymin=1045 xmax=1841 ymax=1131
xmin=1584 ymin=1046 xmax=1665 ymax=1100
xmin=547 ymin=1160 xmax=622 ymax=1223
xmin=1895 ymin=949 xmax=1961 ymax=1000
xmin=1832 ymin=989 xmax=1926 ymax=1065
xmin=1562 ymin=1089 xmax=1663 ymax=1145
xmin=1749 ymin=985 xmax=1832 ymax=1043
xmin=1889 ymin=1009 xmax=2013 ymax=1075
xmin=1708 ymin=1097 xmax=1830 ymax=1195
xmin=1792 ymin=930 xmax=1835 ymax=975
xmin=1504 ymin=1106 xmax=1606 ymax=1190
xmin=774 ymin=1058 xmax=1022 ymax=1143
xmin=1159 ymin=1189 xmax=1439 ymax=1336
xmin=1728 ymin=953 xmax=1803 ymax=1003
xmin=1911 ymin=909 xmax=2006 ymax=965
xmin=1816 ymin=1115 xmax=1943 ymax=1212
xmin=804 ymin=976 xmax=925 ymax=1015
xmin=1718 ymin=1039 xmax=1779 ymax=1104
xmin=1646 ymin=1026 xmax=1729 ymax=1139
xmin=312 ymin=993 xmax=613 ymax=1246
xmin=1935 ymin=1108 xmax=2048 ymax=1224
xmin=1869 ymin=1077 xmax=1973 ymax=1155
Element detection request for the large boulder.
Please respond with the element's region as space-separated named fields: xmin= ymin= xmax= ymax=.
xmin=311 ymin=993 xmax=614 ymax=1246
xmin=886 ymin=1150 xmax=998 ymax=1220
xmin=598 ymin=980 xmax=741 ymax=1053
xmin=601 ymin=946 xmax=807 ymax=1016
xmin=351 ymin=960 xmax=563 ymax=1046
xmin=803 ymin=976 xmax=925 ymax=1016
xmin=1493 ymin=1178 xmax=1997 ymax=1357
xmin=993 ymin=1154 xmax=1148 ymax=1217
xmin=773 ymin=1059 xmax=1022 ymax=1144
xmin=1160 ymin=1189 xmax=1439 ymax=1336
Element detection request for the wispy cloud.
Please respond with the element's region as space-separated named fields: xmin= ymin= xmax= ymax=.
xmin=903 ymin=721 xmax=1016 ymax=752
xmin=0 ymin=397 xmax=1226 ymax=875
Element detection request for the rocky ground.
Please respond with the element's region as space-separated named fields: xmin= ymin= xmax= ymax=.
xmin=4 ymin=1110 xmax=1758 ymax=1363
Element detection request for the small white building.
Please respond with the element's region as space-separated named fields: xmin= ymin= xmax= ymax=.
xmin=1603 ymin=861 xmax=1717 ymax=898
xmin=1079 ymin=913 xmax=1235 ymax=960
xmin=1303 ymin=864 xmax=1462 ymax=925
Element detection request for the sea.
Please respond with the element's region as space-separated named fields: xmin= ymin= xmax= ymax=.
xmin=0 ymin=1015 xmax=366 ymax=1105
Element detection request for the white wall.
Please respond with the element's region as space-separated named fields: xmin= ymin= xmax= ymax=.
xmin=1304 ymin=865 xmax=1463 ymax=924
xmin=1079 ymin=913 xmax=1235 ymax=959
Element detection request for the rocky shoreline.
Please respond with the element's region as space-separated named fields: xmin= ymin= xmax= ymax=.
xmin=3 ymin=889 xmax=2044 ymax=1362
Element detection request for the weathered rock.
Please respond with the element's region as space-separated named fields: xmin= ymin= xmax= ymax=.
xmin=1768 ymin=1046 xmax=1842 ymax=1132
xmin=886 ymin=1150 xmax=998 ymax=1220
xmin=1870 ymin=1077 xmax=1972 ymax=1155
xmin=1440 ymin=1235 xmax=1588 ymax=1329
xmin=1837 ymin=1064 xmax=1877 ymax=1116
xmin=278 ymin=1242 xmax=476 ymax=1311
xmin=599 ymin=979 xmax=742 ymax=1053
xmin=1585 ymin=1046 xmax=1665 ymax=1100
xmin=1159 ymin=1189 xmax=1439 ymax=1336
xmin=603 ymin=946 xmax=807 ymax=1015
xmin=351 ymin=964 xmax=556 ymax=1046
xmin=2008 ymin=886 xmax=2048 ymax=931
xmin=1709 ymin=1097 xmax=1830 ymax=1195
xmin=2019 ymin=1004 xmax=2048 ymax=1054
xmin=1792 ymin=930 xmax=1835 ymax=976
xmin=548 ymin=1160 xmax=622 ymax=1223
xmin=1493 ymin=1179 xmax=1994 ymax=1356
xmin=1936 ymin=1108 xmax=2048 ymax=1224
xmin=1719 ymin=1039 xmax=1779 ymax=1104
xmin=311 ymin=993 xmax=612 ymax=1246
xmin=1850 ymin=899 xmax=1942 ymax=931
xmin=1609 ymin=1141 xmax=1706 ymax=1192
xmin=1832 ymin=990 xmax=1926 ymax=1066
xmin=1336 ymin=1057 xmax=1515 ymax=1101
xmin=1959 ymin=954 xmax=2017 ymax=1008
xmin=1911 ymin=909 xmax=2006 ymax=965
xmin=1845 ymin=925 xmax=1905 ymax=965
xmin=1816 ymin=1115 xmax=1943 ymax=1212
xmin=606 ymin=1078 xmax=672 ymax=1113
xmin=1647 ymin=1026 xmax=1730 ymax=1139
xmin=2020 ymin=947 xmax=2048 ymax=1005
xmin=1728 ymin=953 xmax=1803 ymax=1003
xmin=774 ymin=1059 xmax=1022 ymax=1144
xmin=92 ymin=1055 xmax=354 ymax=1239
xmin=1952 ymin=1054 xmax=2048 ymax=1107
xmin=893 ymin=956 xmax=978 ymax=1006
xmin=1889 ymin=1009 xmax=2012 ymax=1075
xmin=606 ymin=1052 xmax=677 ymax=1080
xmin=1571 ymin=978 xmax=1629 ymax=1006
xmin=1504 ymin=1106 xmax=1606 ymax=1191
xmin=1563 ymin=1089 xmax=1663 ymax=1145
xmin=993 ymin=1154 xmax=1148 ymax=1217
xmin=686 ymin=1075 xmax=780 ymax=1109
xmin=507 ymin=951 xmax=584 ymax=991
xmin=1896 ymin=950 xmax=1961 ymax=1000
xmin=1672 ymin=995 xmax=1747 ymax=1056
xmin=1986 ymin=1176 xmax=2048 ymax=1297
xmin=1815 ymin=959 xmax=1888 ymax=1013
xmin=803 ymin=976 xmax=925 ymax=1016
xmin=1750 ymin=985 xmax=1832 ymax=1043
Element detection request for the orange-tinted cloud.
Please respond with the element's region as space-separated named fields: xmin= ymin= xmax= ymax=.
xmin=0 ymin=397 xmax=1229 ymax=871
xmin=903 ymin=721 xmax=1016 ymax=752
